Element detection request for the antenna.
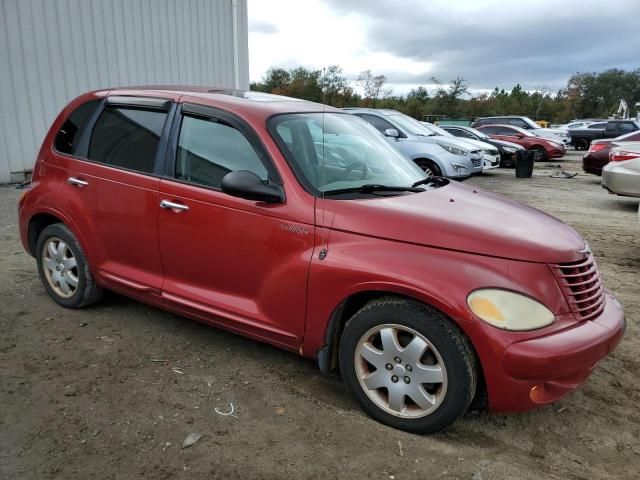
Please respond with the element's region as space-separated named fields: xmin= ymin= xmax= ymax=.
xmin=321 ymin=68 xmax=326 ymax=230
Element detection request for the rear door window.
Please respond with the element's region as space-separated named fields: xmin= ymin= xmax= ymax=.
xmin=175 ymin=115 xmax=268 ymax=188
xmin=480 ymin=126 xmax=500 ymax=135
xmin=88 ymin=107 xmax=168 ymax=174
xmin=54 ymin=99 xmax=101 ymax=155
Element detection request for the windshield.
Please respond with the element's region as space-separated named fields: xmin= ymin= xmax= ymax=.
xmin=388 ymin=114 xmax=434 ymax=136
xmin=509 ymin=126 xmax=535 ymax=137
xmin=269 ymin=113 xmax=429 ymax=194
xmin=521 ymin=117 xmax=540 ymax=129
xmin=467 ymin=127 xmax=490 ymax=140
xmin=423 ymin=123 xmax=453 ymax=137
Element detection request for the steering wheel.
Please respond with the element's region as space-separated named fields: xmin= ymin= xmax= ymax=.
xmin=339 ymin=161 xmax=369 ymax=181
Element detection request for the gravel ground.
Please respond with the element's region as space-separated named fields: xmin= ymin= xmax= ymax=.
xmin=1 ymin=152 xmax=638 ymax=479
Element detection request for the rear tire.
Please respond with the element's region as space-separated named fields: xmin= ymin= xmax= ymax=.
xmin=415 ymin=159 xmax=441 ymax=177
xmin=339 ymin=298 xmax=477 ymax=434
xmin=36 ymin=223 xmax=103 ymax=309
xmin=574 ymin=138 xmax=590 ymax=151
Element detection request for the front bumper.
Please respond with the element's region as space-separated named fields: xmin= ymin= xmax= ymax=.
xmin=548 ymin=146 xmax=566 ymax=158
xmin=487 ymin=291 xmax=625 ymax=412
xmin=439 ymin=152 xmax=479 ymax=179
xmin=482 ymin=153 xmax=501 ymax=170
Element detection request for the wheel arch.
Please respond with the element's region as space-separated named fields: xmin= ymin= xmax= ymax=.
xmin=316 ymin=287 xmax=487 ymax=408
xmin=28 ymin=212 xmax=65 ymax=256
xmin=528 ymin=144 xmax=547 ymax=151
xmin=411 ymin=156 xmax=444 ymax=174
xmin=318 ymin=287 xmax=467 ymax=370
xmin=26 ymin=208 xmax=90 ymax=263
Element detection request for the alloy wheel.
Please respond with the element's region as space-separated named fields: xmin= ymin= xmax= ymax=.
xmin=42 ymin=237 xmax=79 ymax=298
xmin=354 ymin=324 xmax=448 ymax=418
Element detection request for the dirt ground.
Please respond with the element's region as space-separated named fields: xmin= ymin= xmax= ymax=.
xmin=1 ymin=151 xmax=639 ymax=480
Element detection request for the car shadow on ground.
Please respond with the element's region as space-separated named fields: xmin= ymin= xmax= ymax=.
xmin=96 ymin=290 xmax=357 ymax=410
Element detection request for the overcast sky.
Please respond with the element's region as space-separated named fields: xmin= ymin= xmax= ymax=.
xmin=248 ymin=0 xmax=640 ymax=96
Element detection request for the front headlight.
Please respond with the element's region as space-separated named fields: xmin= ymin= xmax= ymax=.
xmin=467 ymin=289 xmax=555 ymax=331
xmin=439 ymin=144 xmax=468 ymax=156
xmin=503 ymin=146 xmax=518 ymax=153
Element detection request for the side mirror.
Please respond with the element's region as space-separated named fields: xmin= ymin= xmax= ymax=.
xmin=221 ymin=170 xmax=285 ymax=203
xmin=384 ymin=128 xmax=400 ymax=138
xmin=515 ymin=134 xmax=524 ymax=139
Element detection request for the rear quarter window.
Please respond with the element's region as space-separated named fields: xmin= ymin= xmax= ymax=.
xmin=53 ymin=99 xmax=101 ymax=155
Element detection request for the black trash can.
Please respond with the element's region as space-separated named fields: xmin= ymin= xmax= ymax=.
xmin=515 ymin=150 xmax=534 ymax=178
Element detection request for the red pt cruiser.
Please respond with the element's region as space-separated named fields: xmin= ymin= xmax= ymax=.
xmin=19 ymin=87 xmax=624 ymax=433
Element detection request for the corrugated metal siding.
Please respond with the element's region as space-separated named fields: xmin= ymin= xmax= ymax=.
xmin=0 ymin=0 xmax=249 ymax=183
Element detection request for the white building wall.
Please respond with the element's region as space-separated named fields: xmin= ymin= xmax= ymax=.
xmin=0 ymin=0 xmax=249 ymax=183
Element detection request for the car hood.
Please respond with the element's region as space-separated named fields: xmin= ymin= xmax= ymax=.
xmin=450 ymin=137 xmax=497 ymax=152
xmin=533 ymin=129 xmax=566 ymax=140
xmin=323 ymin=181 xmax=586 ymax=263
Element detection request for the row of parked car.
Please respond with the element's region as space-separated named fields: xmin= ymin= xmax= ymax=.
xmin=340 ymin=111 xmax=572 ymax=179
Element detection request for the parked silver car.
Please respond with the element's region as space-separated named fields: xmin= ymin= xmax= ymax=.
xmin=343 ymin=108 xmax=483 ymax=178
xmin=602 ymin=142 xmax=640 ymax=197
xmin=420 ymin=122 xmax=500 ymax=170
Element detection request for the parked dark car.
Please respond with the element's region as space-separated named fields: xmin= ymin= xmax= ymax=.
xmin=441 ymin=125 xmax=524 ymax=167
xmin=475 ymin=125 xmax=566 ymax=161
xmin=570 ymin=120 xmax=640 ymax=150
xmin=582 ymin=130 xmax=640 ymax=175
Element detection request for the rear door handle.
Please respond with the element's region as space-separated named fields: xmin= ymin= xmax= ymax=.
xmin=160 ymin=199 xmax=189 ymax=211
xmin=67 ymin=177 xmax=88 ymax=187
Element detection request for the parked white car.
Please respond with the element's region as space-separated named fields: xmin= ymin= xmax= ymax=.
xmin=420 ymin=122 xmax=500 ymax=170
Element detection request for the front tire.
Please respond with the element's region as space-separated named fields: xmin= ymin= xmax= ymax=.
xmin=415 ymin=159 xmax=441 ymax=177
xmin=339 ymin=298 xmax=477 ymax=434
xmin=36 ymin=223 xmax=103 ymax=308
xmin=530 ymin=146 xmax=547 ymax=162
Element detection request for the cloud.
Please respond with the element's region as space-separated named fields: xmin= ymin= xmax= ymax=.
xmin=249 ymin=20 xmax=279 ymax=34
xmin=319 ymin=0 xmax=640 ymax=90
xmin=247 ymin=0 xmax=639 ymax=93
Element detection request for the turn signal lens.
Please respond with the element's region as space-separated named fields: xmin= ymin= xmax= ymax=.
xmin=467 ymin=289 xmax=555 ymax=331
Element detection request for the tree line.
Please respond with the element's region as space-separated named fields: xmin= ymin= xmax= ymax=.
xmin=250 ymin=66 xmax=640 ymax=123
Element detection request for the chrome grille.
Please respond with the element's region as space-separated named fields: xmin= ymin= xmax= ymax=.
xmin=472 ymin=158 xmax=482 ymax=168
xmin=550 ymin=255 xmax=605 ymax=320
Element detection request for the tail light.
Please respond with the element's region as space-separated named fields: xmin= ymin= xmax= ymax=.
xmin=609 ymin=150 xmax=640 ymax=162
xmin=588 ymin=143 xmax=607 ymax=153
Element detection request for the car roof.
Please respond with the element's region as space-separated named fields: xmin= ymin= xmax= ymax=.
xmin=341 ymin=108 xmax=400 ymax=116
xmin=477 ymin=115 xmax=526 ymax=119
xmin=104 ymin=86 xmax=340 ymax=121
xmin=477 ymin=124 xmax=528 ymax=133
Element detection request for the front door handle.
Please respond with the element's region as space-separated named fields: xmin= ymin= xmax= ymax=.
xmin=67 ymin=177 xmax=89 ymax=187
xmin=160 ymin=199 xmax=189 ymax=211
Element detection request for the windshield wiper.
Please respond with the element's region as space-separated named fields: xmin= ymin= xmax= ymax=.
xmin=411 ymin=176 xmax=448 ymax=188
xmin=323 ymin=184 xmax=425 ymax=196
